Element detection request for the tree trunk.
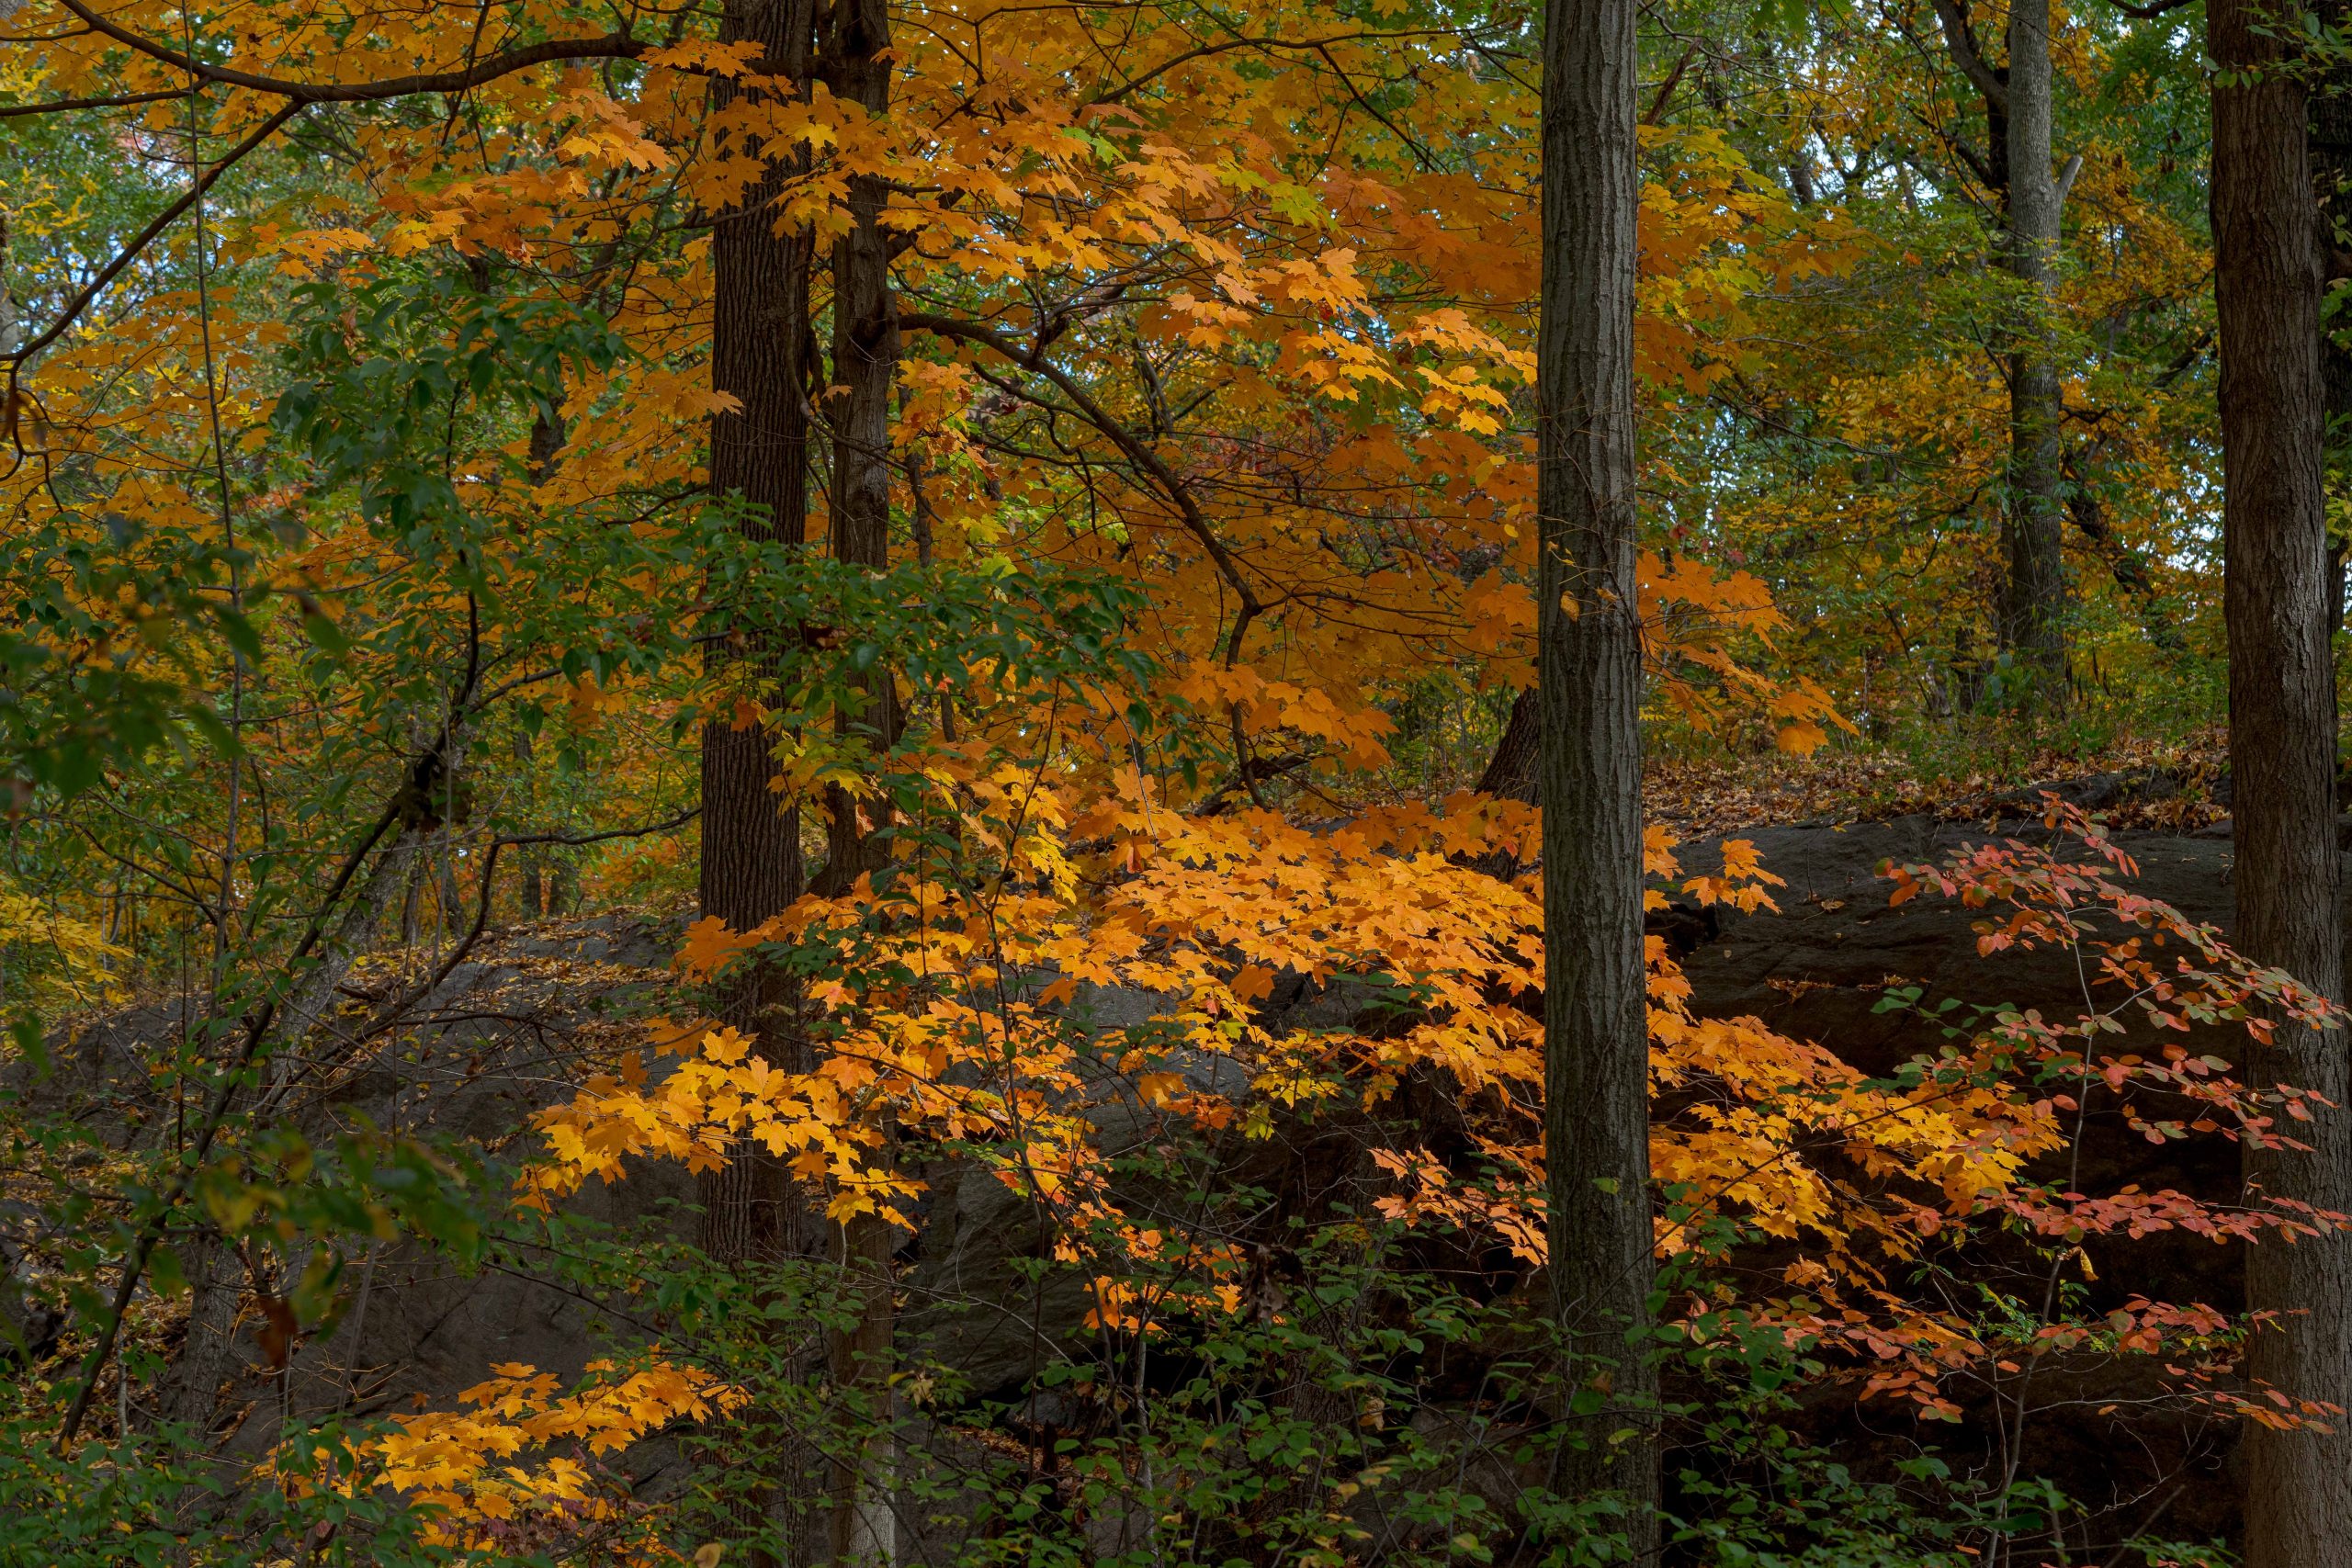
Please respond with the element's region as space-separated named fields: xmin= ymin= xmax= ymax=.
xmin=1998 ymin=0 xmax=2067 ymax=693
xmin=697 ymin=0 xmax=820 ymax=1559
xmin=700 ymin=0 xmax=813 ymax=965
xmin=1476 ymin=687 xmax=1539 ymax=806
xmin=2210 ymin=3 xmax=2352 ymax=1563
xmin=1537 ymin=0 xmax=1658 ymax=1551
xmin=514 ymin=729 xmax=546 ymax=919
xmin=814 ymin=0 xmax=905 ymax=897
xmin=515 ymin=403 xmax=563 ymax=921
xmin=2313 ymin=0 xmax=2352 ymax=629
xmin=698 ymin=0 xmax=814 ymax=1245
xmin=815 ymin=2 xmax=901 ymax=1559
xmin=1931 ymin=0 xmax=2067 ymax=697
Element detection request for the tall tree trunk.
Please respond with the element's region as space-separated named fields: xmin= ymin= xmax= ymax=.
xmin=816 ymin=2 xmax=901 ymax=1560
xmin=701 ymin=0 xmax=813 ymax=964
xmin=698 ymin=0 xmax=820 ymax=1559
xmin=515 ymin=405 xmax=563 ymax=921
xmin=2210 ymin=3 xmax=2352 ymax=1564
xmin=1537 ymin=0 xmax=1657 ymax=1551
xmin=816 ymin=0 xmax=906 ymax=897
xmin=1998 ymin=0 xmax=2067 ymax=693
xmin=1932 ymin=0 xmax=2067 ymax=697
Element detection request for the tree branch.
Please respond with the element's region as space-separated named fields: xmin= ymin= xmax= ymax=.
xmin=6 ymin=100 xmax=301 ymax=366
xmin=1087 ymin=28 xmax=1475 ymax=107
xmin=901 ymin=310 xmax=1269 ymax=654
xmin=1930 ymin=0 xmax=2010 ymax=111
xmin=1642 ymin=45 xmax=1698 ymax=126
xmin=51 ymin=0 xmax=644 ymax=104
xmin=53 ymin=793 xmax=401 ymax=1450
xmin=0 ymin=86 xmax=194 ymax=118
xmin=53 ymin=659 xmax=487 ymax=1449
xmin=500 ymin=807 xmax=701 ymax=849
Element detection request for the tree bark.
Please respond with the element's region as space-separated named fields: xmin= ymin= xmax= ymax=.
xmin=2312 ymin=0 xmax=2352 ymax=627
xmin=2210 ymin=2 xmax=2352 ymax=1563
xmin=814 ymin=0 xmax=905 ymax=897
xmin=1938 ymin=0 xmax=2069 ymax=691
xmin=1476 ymin=687 xmax=1540 ymax=805
xmin=815 ymin=2 xmax=901 ymax=1560
xmin=1932 ymin=0 xmax=2067 ymax=694
xmin=1997 ymin=0 xmax=2067 ymax=692
xmin=697 ymin=0 xmax=820 ymax=1559
xmin=700 ymin=0 xmax=812 ymax=965
xmin=1538 ymin=0 xmax=1657 ymax=1551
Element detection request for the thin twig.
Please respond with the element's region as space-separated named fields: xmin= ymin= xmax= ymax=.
xmin=6 ymin=101 xmax=301 ymax=367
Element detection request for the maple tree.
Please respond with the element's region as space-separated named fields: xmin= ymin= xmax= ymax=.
xmin=0 ymin=0 xmax=2347 ymax=1562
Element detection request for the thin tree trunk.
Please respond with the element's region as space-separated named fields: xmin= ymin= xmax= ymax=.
xmin=815 ymin=0 xmax=906 ymax=897
xmin=1538 ymin=0 xmax=1657 ymax=1551
xmin=815 ymin=2 xmax=901 ymax=1559
xmin=2210 ymin=2 xmax=2352 ymax=1562
xmin=698 ymin=0 xmax=820 ymax=1559
xmin=1998 ymin=0 xmax=2067 ymax=692
xmin=516 ymin=406 xmax=562 ymax=922
xmin=514 ymin=728 xmax=546 ymax=920
xmin=1932 ymin=0 xmax=2067 ymax=696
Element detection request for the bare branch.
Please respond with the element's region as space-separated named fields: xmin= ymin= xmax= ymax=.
xmin=2055 ymin=151 xmax=2084 ymax=208
xmin=6 ymin=100 xmax=302 ymax=366
xmin=1643 ymin=45 xmax=1698 ymax=126
xmin=901 ymin=310 xmax=1269 ymax=651
xmin=500 ymin=807 xmax=701 ymax=849
xmin=1088 ymin=28 xmax=1478 ymax=107
xmin=52 ymin=0 xmax=644 ymax=105
xmin=1931 ymin=0 xmax=2010 ymax=111
xmin=0 ymin=86 xmax=194 ymax=118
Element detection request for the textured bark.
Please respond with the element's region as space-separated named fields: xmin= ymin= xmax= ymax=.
xmin=697 ymin=0 xmax=820 ymax=1560
xmin=826 ymin=1207 xmax=899 ymax=1568
xmin=1932 ymin=0 xmax=2066 ymax=692
xmin=699 ymin=0 xmax=813 ymax=968
xmin=1476 ymin=687 xmax=1540 ymax=805
xmin=814 ymin=0 xmax=905 ymax=899
xmin=2210 ymin=3 xmax=2352 ymax=1563
xmin=697 ymin=0 xmax=814 ymax=1257
xmin=814 ymin=3 xmax=901 ymax=1560
xmin=2314 ymin=1 xmax=2352 ymax=627
xmin=1997 ymin=0 xmax=2067 ymax=690
xmin=1537 ymin=0 xmax=1658 ymax=1550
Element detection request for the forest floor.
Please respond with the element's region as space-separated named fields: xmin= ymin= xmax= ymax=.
xmin=1647 ymin=724 xmax=2232 ymax=836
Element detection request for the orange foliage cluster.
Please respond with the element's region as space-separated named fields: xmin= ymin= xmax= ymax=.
xmin=8 ymin=0 xmax=1858 ymax=778
xmin=514 ymin=736 xmax=2336 ymax=1464
xmin=275 ymin=1359 xmax=737 ymax=1553
xmin=0 ymin=0 xmax=2269 ymax=1545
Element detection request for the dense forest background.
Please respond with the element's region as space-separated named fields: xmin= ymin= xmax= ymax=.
xmin=4 ymin=0 xmax=2349 ymax=1562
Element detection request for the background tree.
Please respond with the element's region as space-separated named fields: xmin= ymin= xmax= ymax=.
xmin=5 ymin=0 xmax=2348 ymax=1562
xmin=1931 ymin=0 xmax=2073 ymax=694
